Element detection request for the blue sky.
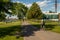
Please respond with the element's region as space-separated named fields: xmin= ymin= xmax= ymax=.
xmin=11 ymin=0 xmax=60 ymax=13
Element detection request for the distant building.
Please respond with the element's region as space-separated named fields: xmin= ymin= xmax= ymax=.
xmin=43 ymin=12 xmax=59 ymax=21
xmin=6 ymin=15 xmax=18 ymax=19
xmin=5 ymin=15 xmax=18 ymax=22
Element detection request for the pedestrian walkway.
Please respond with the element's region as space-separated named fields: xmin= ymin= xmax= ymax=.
xmin=21 ymin=21 xmax=60 ymax=40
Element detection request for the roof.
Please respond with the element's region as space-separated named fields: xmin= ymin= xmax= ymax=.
xmin=44 ymin=12 xmax=59 ymax=15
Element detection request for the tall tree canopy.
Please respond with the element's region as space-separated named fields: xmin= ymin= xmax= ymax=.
xmin=0 ymin=0 xmax=11 ymax=12
xmin=26 ymin=2 xmax=43 ymax=19
xmin=0 ymin=0 xmax=28 ymax=20
xmin=0 ymin=12 xmax=6 ymax=21
xmin=0 ymin=0 xmax=12 ymax=21
xmin=0 ymin=0 xmax=10 ymax=2
xmin=12 ymin=3 xmax=28 ymax=19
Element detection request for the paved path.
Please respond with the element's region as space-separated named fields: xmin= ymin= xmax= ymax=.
xmin=21 ymin=21 xmax=60 ymax=40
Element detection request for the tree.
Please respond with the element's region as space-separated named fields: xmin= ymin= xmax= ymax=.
xmin=0 ymin=0 xmax=11 ymax=12
xmin=17 ymin=3 xmax=28 ymax=19
xmin=12 ymin=3 xmax=28 ymax=19
xmin=0 ymin=12 xmax=6 ymax=21
xmin=0 ymin=0 xmax=12 ymax=21
xmin=0 ymin=0 xmax=10 ymax=2
xmin=26 ymin=2 xmax=43 ymax=19
xmin=0 ymin=0 xmax=28 ymax=20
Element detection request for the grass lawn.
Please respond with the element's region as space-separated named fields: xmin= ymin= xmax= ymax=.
xmin=28 ymin=20 xmax=60 ymax=33
xmin=0 ymin=36 xmax=23 ymax=40
xmin=0 ymin=21 xmax=23 ymax=40
xmin=52 ymin=26 xmax=60 ymax=33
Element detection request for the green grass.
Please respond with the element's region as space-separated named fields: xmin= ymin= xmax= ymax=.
xmin=0 ymin=21 xmax=21 ymax=28
xmin=28 ymin=20 xmax=60 ymax=33
xmin=0 ymin=21 xmax=23 ymax=40
xmin=28 ymin=20 xmax=40 ymax=25
xmin=52 ymin=26 xmax=60 ymax=33
xmin=0 ymin=36 xmax=23 ymax=40
xmin=28 ymin=20 xmax=41 ymax=29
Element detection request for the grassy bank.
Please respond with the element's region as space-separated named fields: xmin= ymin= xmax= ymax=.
xmin=52 ymin=26 xmax=60 ymax=33
xmin=0 ymin=21 xmax=23 ymax=40
xmin=28 ymin=20 xmax=60 ymax=33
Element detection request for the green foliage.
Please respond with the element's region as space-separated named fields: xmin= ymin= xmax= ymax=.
xmin=52 ymin=26 xmax=60 ymax=33
xmin=0 ymin=0 xmax=10 ymax=2
xmin=0 ymin=0 xmax=12 ymax=21
xmin=28 ymin=20 xmax=60 ymax=33
xmin=0 ymin=0 xmax=11 ymax=12
xmin=0 ymin=12 xmax=6 ymax=21
xmin=26 ymin=2 xmax=43 ymax=19
xmin=0 ymin=1 xmax=28 ymax=20
xmin=12 ymin=3 xmax=28 ymax=19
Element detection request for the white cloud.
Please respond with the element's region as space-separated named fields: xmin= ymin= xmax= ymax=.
xmin=51 ymin=3 xmax=60 ymax=9
xmin=12 ymin=0 xmax=51 ymax=8
xmin=36 ymin=0 xmax=51 ymax=7
xmin=23 ymin=0 xmax=51 ymax=8
xmin=22 ymin=3 xmax=32 ymax=8
xmin=26 ymin=4 xmax=32 ymax=8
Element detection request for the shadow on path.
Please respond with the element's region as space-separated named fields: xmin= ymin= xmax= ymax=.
xmin=20 ymin=23 xmax=56 ymax=37
xmin=20 ymin=24 xmax=41 ymax=37
xmin=0 ymin=22 xmax=56 ymax=38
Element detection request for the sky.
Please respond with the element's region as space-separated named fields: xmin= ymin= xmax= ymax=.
xmin=11 ymin=0 xmax=60 ymax=13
